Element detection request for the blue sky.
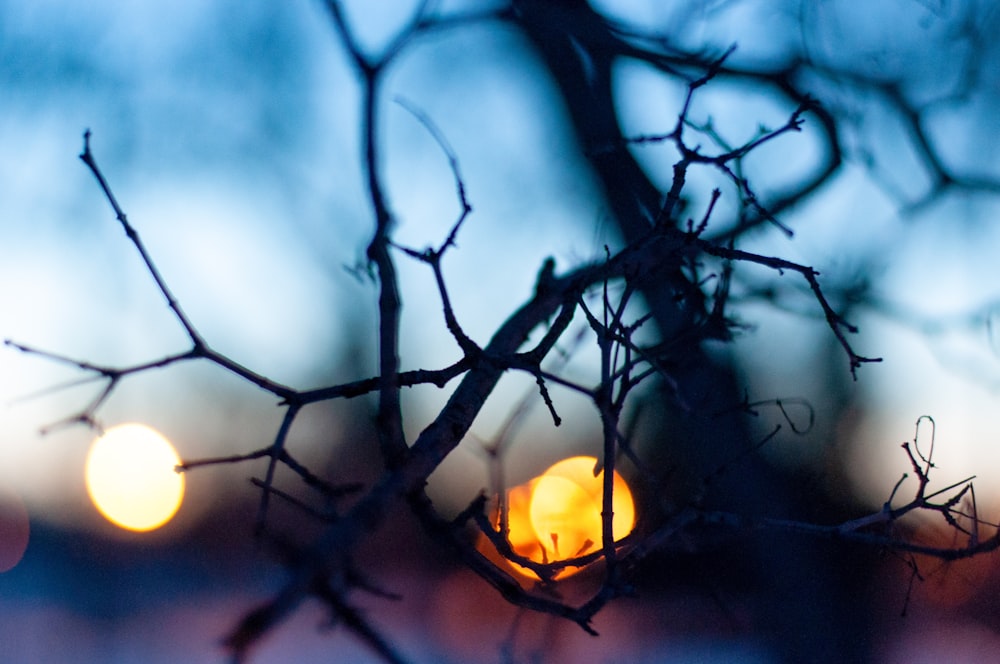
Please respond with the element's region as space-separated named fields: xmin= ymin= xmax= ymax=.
xmin=2 ymin=0 xmax=1000 ymax=531
xmin=4 ymin=0 xmax=1000 ymax=660
xmin=2 ymin=0 xmax=1000 ymax=544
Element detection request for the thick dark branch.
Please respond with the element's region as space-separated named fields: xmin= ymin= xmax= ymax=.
xmin=325 ymin=2 xmax=414 ymax=469
xmin=296 ymin=359 xmax=470 ymax=403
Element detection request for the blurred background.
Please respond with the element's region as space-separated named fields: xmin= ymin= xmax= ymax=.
xmin=3 ymin=0 xmax=1000 ymax=661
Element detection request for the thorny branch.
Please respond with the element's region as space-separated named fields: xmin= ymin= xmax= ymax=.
xmin=630 ymin=417 xmax=1000 ymax=595
xmin=10 ymin=2 xmax=1000 ymax=663
xmin=11 ymin=116 xmax=884 ymax=657
xmin=324 ymin=0 xmax=413 ymax=471
xmin=11 ymin=54 xmax=867 ymax=664
xmin=79 ymin=129 xmax=205 ymax=349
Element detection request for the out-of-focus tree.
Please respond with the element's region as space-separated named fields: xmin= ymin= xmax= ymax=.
xmin=7 ymin=1 xmax=1000 ymax=662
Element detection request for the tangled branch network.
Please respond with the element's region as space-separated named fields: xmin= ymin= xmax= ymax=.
xmin=7 ymin=2 xmax=1000 ymax=662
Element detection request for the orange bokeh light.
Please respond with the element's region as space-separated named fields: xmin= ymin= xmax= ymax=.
xmin=483 ymin=456 xmax=635 ymax=581
xmin=908 ymin=519 xmax=1000 ymax=608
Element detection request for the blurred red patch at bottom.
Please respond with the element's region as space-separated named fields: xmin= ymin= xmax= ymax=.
xmin=0 ymin=486 xmax=29 ymax=572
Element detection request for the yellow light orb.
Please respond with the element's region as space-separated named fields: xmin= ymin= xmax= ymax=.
xmin=484 ymin=455 xmax=636 ymax=581
xmin=529 ymin=456 xmax=635 ymax=560
xmin=85 ymin=423 xmax=184 ymax=532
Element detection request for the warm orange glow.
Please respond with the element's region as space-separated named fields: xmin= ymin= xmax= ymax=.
xmin=487 ymin=455 xmax=635 ymax=580
xmin=909 ymin=520 xmax=998 ymax=608
xmin=85 ymin=423 xmax=184 ymax=532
